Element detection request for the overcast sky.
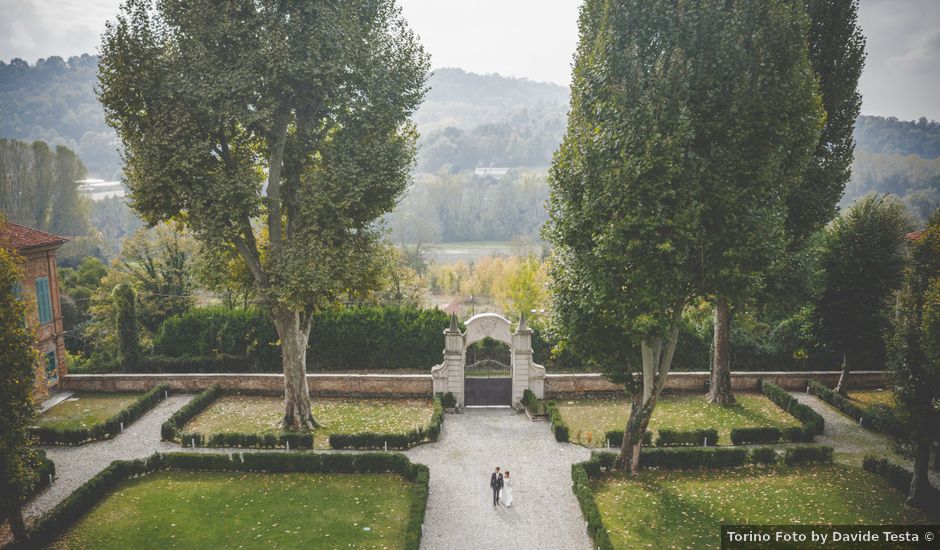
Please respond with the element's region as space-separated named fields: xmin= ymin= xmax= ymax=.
xmin=1 ymin=0 xmax=938 ymax=120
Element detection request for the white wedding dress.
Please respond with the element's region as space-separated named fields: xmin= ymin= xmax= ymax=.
xmin=502 ymin=478 xmax=513 ymax=507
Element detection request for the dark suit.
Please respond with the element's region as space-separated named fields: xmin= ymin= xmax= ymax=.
xmin=490 ymin=472 xmax=504 ymax=505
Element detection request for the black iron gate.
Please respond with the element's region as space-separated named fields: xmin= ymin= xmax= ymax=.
xmin=464 ymin=359 xmax=512 ymax=406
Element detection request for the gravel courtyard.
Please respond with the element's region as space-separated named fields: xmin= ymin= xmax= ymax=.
xmin=406 ymin=408 xmax=593 ymax=550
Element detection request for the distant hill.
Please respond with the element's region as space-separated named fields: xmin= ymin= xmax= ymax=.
xmin=854 ymin=115 xmax=940 ymax=159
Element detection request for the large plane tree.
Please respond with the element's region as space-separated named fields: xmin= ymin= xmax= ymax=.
xmin=548 ymin=0 xmax=821 ymax=472
xmin=99 ymin=0 xmax=429 ymax=429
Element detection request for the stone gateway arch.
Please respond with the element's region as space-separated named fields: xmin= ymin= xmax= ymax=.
xmin=431 ymin=312 xmax=546 ymax=407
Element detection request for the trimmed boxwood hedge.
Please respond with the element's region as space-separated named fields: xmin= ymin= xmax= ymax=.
xmin=760 ymin=380 xmax=824 ymax=437
xmin=641 ymin=447 xmax=750 ymax=469
xmin=730 ymin=426 xmax=782 ymax=445
xmin=571 ymin=459 xmax=614 ymax=550
xmin=808 ymin=380 xmax=899 ymax=436
xmin=545 ymin=401 xmax=569 ymax=442
xmin=603 ymin=429 xmax=652 ymax=448
xmin=655 ymin=428 xmax=719 ymax=447
xmin=13 ymin=451 xmax=429 ymax=550
xmin=783 ymin=445 xmax=833 ymax=465
xmin=329 ymin=396 xmax=444 ymax=450
xmin=31 ymin=384 xmax=170 ymax=445
xmin=862 ymin=455 xmax=940 ymax=512
xmin=165 ymin=386 xmax=443 ymax=451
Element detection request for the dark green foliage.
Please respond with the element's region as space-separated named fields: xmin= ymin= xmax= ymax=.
xmin=151 ymin=305 xmax=449 ymax=372
xmin=439 ymin=392 xmax=457 ymax=410
xmin=761 ymin=381 xmax=824 ymax=435
xmin=521 ymin=389 xmax=545 ymax=416
xmin=730 ymin=427 xmax=783 ymax=445
xmin=654 ymin=429 xmax=718 ymax=447
xmin=161 ymin=385 xmax=220 ymax=441
xmin=15 ymin=451 xmax=429 ymax=550
xmin=31 ymin=385 xmax=169 ymax=445
xmin=854 ymin=116 xmax=940 ymax=160
xmin=749 ymin=447 xmax=779 ymax=466
xmin=783 ymin=445 xmax=834 ymax=466
xmin=808 ymin=380 xmax=900 ymax=435
xmin=639 ymin=448 xmax=750 ymax=470
xmin=131 ymin=354 xmax=254 ymax=373
xmin=571 ymin=460 xmax=614 ymax=550
xmin=329 ymin=396 xmax=443 ymax=450
xmin=861 ymin=455 xmax=940 ymax=513
xmin=816 ymin=195 xmax=912 ymax=376
xmin=545 ymin=401 xmax=569 ymax=442
xmin=604 ymin=430 xmax=651 ymax=448
xmin=111 ymin=282 xmax=140 ymax=371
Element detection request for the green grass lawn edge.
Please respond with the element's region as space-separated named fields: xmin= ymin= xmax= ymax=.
xmin=30 ymin=385 xmax=170 ymax=445
xmin=162 ymin=385 xmax=444 ymax=450
xmin=13 ymin=451 xmax=429 ymax=550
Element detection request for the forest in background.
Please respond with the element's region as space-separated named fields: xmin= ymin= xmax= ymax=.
xmin=2 ymin=56 xmax=940 ymax=246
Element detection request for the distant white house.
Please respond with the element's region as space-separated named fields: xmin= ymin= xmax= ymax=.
xmin=77 ymin=179 xmax=125 ymax=201
xmin=473 ymin=167 xmax=509 ymax=177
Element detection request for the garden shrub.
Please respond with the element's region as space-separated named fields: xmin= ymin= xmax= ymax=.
xmin=161 ymin=384 xmax=221 ymax=441
xmin=808 ymin=380 xmax=900 ymax=436
xmin=655 ymin=428 xmax=718 ymax=447
xmin=749 ymin=447 xmax=779 ymax=465
xmin=16 ymin=451 xmax=429 ymax=550
xmin=641 ymin=447 xmax=749 ymax=469
xmin=31 ymin=384 xmax=170 ymax=445
xmin=730 ymin=427 xmax=782 ymax=445
xmin=521 ymin=389 xmax=545 ymax=416
xmin=571 ymin=460 xmax=614 ymax=550
xmin=439 ymin=391 xmax=457 ymax=409
xmin=329 ymin=395 xmax=443 ymax=450
xmin=545 ymin=401 xmax=569 ymax=442
xmin=859 ymin=455 xmax=940 ymax=514
xmin=603 ymin=429 xmax=652 ymax=448
xmin=760 ymin=380 xmax=824 ymax=436
xmin=783 ymin=445 xmax=834 ymax=466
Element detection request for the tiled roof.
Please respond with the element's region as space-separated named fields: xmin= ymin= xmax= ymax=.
xmin=905 ymin=230 xmax=926 ymax=242
xmin=0 ymin=221 xmax=68 ymax=251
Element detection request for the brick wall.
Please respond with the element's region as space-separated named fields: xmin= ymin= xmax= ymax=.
xmin=61 ymin=370 xmax=887 ymax=399
xmin=544 ymin=370 xmax=888 ymax=398
xmin=62 ymin=373 xmax=434 ymax=397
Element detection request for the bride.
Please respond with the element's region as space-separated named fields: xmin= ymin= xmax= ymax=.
xmin=502 ymin=471 xmax=513 ymax=507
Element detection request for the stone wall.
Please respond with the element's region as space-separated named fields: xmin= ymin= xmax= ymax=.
xmin=544 ymin=371 xmax=888 ymax=398
xmin=62 ymin=373 xmax=433 ymax=397
xmin=62 ymin=370 xmax=887 ymax=400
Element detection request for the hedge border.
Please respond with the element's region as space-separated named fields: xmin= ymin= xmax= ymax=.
xmin=163 ymin=386 xmax=442 ymax=451
xmin=862 ymin=456 xmax=940 ymax=514
xmin=329 ymin=395 xmax=444 ymax=450
xmin=0 ymin=451 xmax=55 ymax=523
xmin=760 ymin=380 xmax=823 ymax=439
xmin=545 ymin=401 xmax=570 ymax=442
xmin=31 ymin=384 xmax=170 ymax=445
xmin=12 ymin=451 xmax=429 ymax=550
xmin=572 ymin=445 xmax=835 ymax=549
xmin=808 ymin=380 xmax=899 ymax=436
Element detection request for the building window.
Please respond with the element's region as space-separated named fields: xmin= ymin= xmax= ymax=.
xmin=45 ymin=350 xmax=58 ymax=382
xmin=35 ymin=276 xmax=53 ymax=324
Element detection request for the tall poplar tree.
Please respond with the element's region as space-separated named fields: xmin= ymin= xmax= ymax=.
xmin=549 ymin=0 xmax=822 ymax=470
xmin=99 ymin=0 xmax=429 ymax=429
xmin=707 ymin=0 xmax=863 ymax=403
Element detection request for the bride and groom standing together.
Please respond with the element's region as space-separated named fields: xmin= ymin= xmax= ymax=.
xmin=489 ymin=466 xmax=513 ymax=507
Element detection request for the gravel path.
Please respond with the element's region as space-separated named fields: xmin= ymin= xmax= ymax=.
xmin=406 ymin=408 xmax=593 ymax=550
xmin=23 ymin=394 xmax=194 ymax=522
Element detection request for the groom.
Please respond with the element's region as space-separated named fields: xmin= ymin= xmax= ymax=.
xmin=490 ymin=466 xmax=504 ymax=506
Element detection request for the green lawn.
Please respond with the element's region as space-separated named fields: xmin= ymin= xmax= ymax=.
xmin=557 ymin=393 xmax=801 ymax=446
xmin=51 ymin=470 xmax=413 ymax=549
xmin=592 ymin=464 xmax=932 ymax=549
xmin=184 ymin=396 xmax=434 ymax=448
xmin=37 ymin=392 xmax=143 ymax=431
xmin=848 ymin=389 xmax=896 ymax=410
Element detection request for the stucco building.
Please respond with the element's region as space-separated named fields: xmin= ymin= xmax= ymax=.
xmin=1 ymin=221 xmax=68 ymax=401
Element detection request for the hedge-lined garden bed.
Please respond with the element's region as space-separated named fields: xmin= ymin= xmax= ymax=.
xmin=809 ymin=380 xmax=899 ymax=435
xmin=31 ymin=385 xmax=169 ymax=445
xmin=863 ymin=456 xmax=940 ymax=513
xmin=573 ymin=447 xmax=929 ymax=549
xmin=547 ymin=390 xmax=810 ymax=448
xmin=13 ymin=452 xmax=429 ymax=550
xmin=162 ymin=385 xmax=442 ymax=450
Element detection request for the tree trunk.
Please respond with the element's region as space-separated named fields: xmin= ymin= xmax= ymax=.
xmin=618 ymin=393 xmax=655 ymax=475
xmin=272 ymin=309 xmax=319 ymax=430
xmin=834 ymin=353 xmax=849 ymax=395
xmin=907 ymin=437 xmax=932 ymax=508
xmin=707 ymin=295 xmax=735 ymax=405
xmin=9 ymin=506 xmax=28 ymax=543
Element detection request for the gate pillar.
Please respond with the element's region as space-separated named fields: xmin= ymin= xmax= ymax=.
xmin=511 ymin=314 xmax=546 ymax=405
xmin=432 ymin=313 xmax=466 ymax=406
